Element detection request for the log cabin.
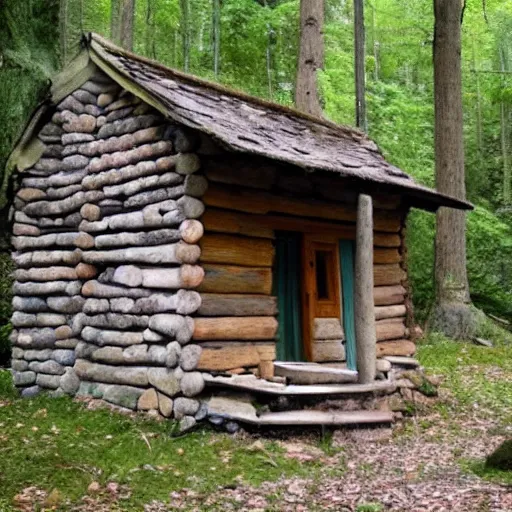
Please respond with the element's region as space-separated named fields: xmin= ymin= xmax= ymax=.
xmin=6 ymin=33 xmax=472 ymax=431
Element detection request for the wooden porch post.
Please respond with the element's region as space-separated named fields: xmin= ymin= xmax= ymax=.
xmin=355 ymin=194 xmax=376 ymax=383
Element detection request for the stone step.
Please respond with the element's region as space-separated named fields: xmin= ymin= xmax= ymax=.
xmin=274 ymin=362 xmax=358 ymax=385
xmin=203 ymin=373 xmax=396 ymax=396
xmin=384 ymin=356 xmax=420 ymax=367
xmin=207 ymin=396 xmax=393 ymax=426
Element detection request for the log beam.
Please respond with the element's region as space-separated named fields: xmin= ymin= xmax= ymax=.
xmin=354 ymin=194 xmax=376 ymax=383
xmin=193 ymin=316 xmax=278 ymax=341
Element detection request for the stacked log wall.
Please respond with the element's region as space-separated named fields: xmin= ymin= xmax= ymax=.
xmin=9 ymin=71 xmax=210 ymax=426
xmin=196 ymin=157 xmax=415 ymax=375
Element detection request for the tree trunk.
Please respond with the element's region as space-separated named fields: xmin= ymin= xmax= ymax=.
xmin=354 ymin=0 xmax=366 ymax=130
xmin=59 ymin=0 xmax=68 ymax=65
xmin=181 ymin=0 xmax=191 ymax=72
xmin=145 ymin=0 xmax=155 ymax=58
xmin=295 ymin=0 xmax=324 ymax=117
xmin=431 ymin=0 xmax=473 ymax=339
xmin=499 ymin=44 xmax=511 ymax=204
xmin=212 ymin=0 xmax=220 ymax=77
xmin=119 ymin=0 xmax=135 ymax=51
xmin=110 ymin=0 xmax=121 ymax=44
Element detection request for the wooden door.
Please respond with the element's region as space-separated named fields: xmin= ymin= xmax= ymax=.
xmin=301 ymin=235 xmax=343 ymax=362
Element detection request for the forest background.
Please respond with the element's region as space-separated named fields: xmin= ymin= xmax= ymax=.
xmin=0 ymin=0 xmax=511 ymax=364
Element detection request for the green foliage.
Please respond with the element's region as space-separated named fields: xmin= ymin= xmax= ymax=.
xmin=0 ymin=370 xmax=313 ymax=509
xmin=0 ymin=254 xmax=12 ymax=365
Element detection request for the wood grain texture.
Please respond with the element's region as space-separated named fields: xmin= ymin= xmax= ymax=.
xmin=374 ymin=264 xmax=406 ymax=286
xmin=203 ymin=185 xmax=402 ymax=232
xmin=374 ymin=304 xmax=407 ymax=320
xmin=374 ymin=248 xmax=401 ymax=264
xmin=202 ymin=208 xmax=275 ymax=239
xmin=193 ymin=316 xmax=278 ymax=341
xmin=199 ymin=233 xmax=275 ymax=267
xmin=198 ymin=293 xmax=278 ymax=316
xmin=373 ymin=285 xmax=406 ymax=305
xmin=197 ymin=341 xmax=276 ymax=371
xmin=198 ymin=264 xmax=273 ymax=294
xmin=376 ymin=339 xmax=416 ymax=356
xmin=375 ymin=319 xmax=407 ymax=341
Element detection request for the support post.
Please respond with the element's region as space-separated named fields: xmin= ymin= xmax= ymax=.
xmin=355 ymin=194 xmax=376 ymax=383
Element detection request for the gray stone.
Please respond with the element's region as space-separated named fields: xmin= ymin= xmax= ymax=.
xmin=179 ymin=416 xmax=197 ymax=433
xmin=11 ymin=347 xmax=24 ymax=359
xmin=195 ymin=401 xmax=208 ymax=421
xmin=148 ymin=367 xmax=180 ymax=397
xmin=36 ymin=373 xmax=61 ymax=389
xmin=166 ymin=342 xmax=181 ymax=368
xmin=158 ymin=392 xmax=173 ymax=417
xmin=180 ymin=344 xmax=202 ymax=371
xmin=147 ymin=345 xmax=167 ymax=365
xmin=47 ymin=296 xmax=85 ymax=314
xmin=123 ymin=344 xmax=149 ymax=364
xmin=103 ymin=385 xmax=144 ymax=410
xmin=376 ymin=359 xmax=392 ymax=373
xmin=12 ymin=312 xmax=36 ymax=328
xmin=76 ymin=381 xmax=109 ymax=398
xmin=173 ymin=397 xmax=200 ymax=420
xmin=74 ymin=359 xmax=149 ymax=386
xmin=23 ymin=349 xmax=52 ymax=361
xmin=83 ymin=298 xmax=110 ymax=315
xmin=21 ymin=385 xmax=42 ymax=398
xmin=81 ymin=326 xmax=144 ymax=347
xmin=17 ymin=328 xmax=56 ymax=348
xmin=138 ymin=388 xmax=159 ymax=410
xmin=84 ymin=313 xmax=149 ymax=330
xmin=225 ymin=421 xmax=240 ymax=434
xmin=36 ymin=313 xmax=67 ymax=327
xmin=13 ymin=370 xmax=36 ymax=386
xmin=29 ymin=360 xmax=65 ymax=375
xmin=180 ymin=372 xmax=205 ymax=397
xmin=60 ymin=369 xmax=80 ymax=395
xmin=113 ymin=266 xmax=142 ymax=287
xmin=91 ymin=346 xmax=124 ymax=364
xmin=52 ymin=349 xmax=76 ymax=366
xmin=75 ymin=341 xmax=98 ymax=359
xmin=49 ymin=388 xmax=66 ymax=398
xmin=110 ymin=298 xmax=135 ymax=314
xmin=149 ymin=314 xmax=193 ymax=344
xmin=11 ymin=359 xmax=29 ymax=371
xmin=143 ymin=329 xmax=164 ymax=343
xmin=55 ymin=326 xmax=73 ymax=340
xmin=55 ymin=338 xmax=79 ymax=349
xmin=176 ymin=153 xmax=200 ymax=175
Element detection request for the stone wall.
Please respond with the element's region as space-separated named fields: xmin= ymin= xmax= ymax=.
xmin=10 ymin=69 xmax=209 ymax=429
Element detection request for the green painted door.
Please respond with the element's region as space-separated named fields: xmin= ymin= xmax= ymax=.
xmin=339 ymin=240 xmax=357 ymax=371
xmin=274 ymin=231 xmax=304 ymax=362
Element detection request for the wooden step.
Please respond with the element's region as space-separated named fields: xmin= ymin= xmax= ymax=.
xmin=384 ymin=356 xmax=420 ymax=367
xmin=274 ymin=362 xmax=358 ymax=385
xmin=207 ymin=396 xmax=393 ymax=426
xmin=203 ymin=373 xmax=397 ymax=396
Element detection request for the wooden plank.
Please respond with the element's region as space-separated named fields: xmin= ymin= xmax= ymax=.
xmin=374 ymin=248 xmax=401 ymax=264
xmin=204 ymin=160 xmax=276 ymax=189
xmin=203 ymin=184 xmax=401 ymax=232
xmin=258 ymin=360 xmax=274 ymax=380
xmin=376 ymin=339 xmax=416 ymax=357
xmin=274 ymin=362 xmax=357 ymax=384
xmin=198 ymin=293 xmax=278 ymax=316
xmin=373 ymin=285 xmax=406 ymax=306
xmin=199 ymin=233 xmax=275 ymax=267
xmin=375 ymin=304 xmax=407 ymax=320
xmin=376 ymin=319 xmax=406 ymax=341
xmin=374 ymin=264 xmax=406 ymax=286
xmin=198 ymin=264 xmax=273 ymax=294
xmin=203 ymin=373 xmax=397 ymax=395
xmin=193 ymin=316 xmax=278 ymax=341
xmin=257 ymin=409 xmax=393 ymax=426
xmin=197 ymin=342 xmax=276 ymax=371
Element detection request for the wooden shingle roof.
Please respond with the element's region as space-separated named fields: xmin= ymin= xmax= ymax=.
xmin=6 ymin=32 xmax=472 ymax=212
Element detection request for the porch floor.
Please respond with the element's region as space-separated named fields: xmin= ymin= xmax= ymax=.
xmin=274 ymin=362 xmax=358 ymax=385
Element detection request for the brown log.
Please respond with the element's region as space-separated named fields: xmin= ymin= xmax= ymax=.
xmin=198 ymin=293 xmax=278 ymax=316
xmin=374 ymin=264 xmax=406 ymax=286
xmin=258 ymin=360 xmax=275 ymax=380
xmin=375 ymin=319 xmax=406 ymax=341
xmin=197 ymin=342 xmax=276 ymax=371
xmin=376 ymin=339 xmax=416 ymax=357
xmin=374 ymin=304 xmax=407 ymax=320
xmin=198 ymin=264 xmax=272 ymax=294
xmin=202 ymin=207 xmax=401 ymax=246
xmin=193 ymin=316 xmax=278 ymax=341
xmin=202 ymin=208 xmax=274 ymax=239
xmin=373 ymin=285 xmax=406 ymax=306
xmin=374 ymin=248 xmax=401 ymax=264
xmin=200 ymin=233 xmax=275 ymax=267
xmin=203 ymin=185 xmax=401 ymax=232
xmin=205 ymin=160 xmax=276 ymax=190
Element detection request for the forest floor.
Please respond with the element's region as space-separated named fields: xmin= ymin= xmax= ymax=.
xmin=0 ymin=334 xmax=511 ymax=511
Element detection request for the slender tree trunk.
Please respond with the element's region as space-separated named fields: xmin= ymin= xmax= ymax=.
xmin=354 ymin=0 xmax=366 ymax=130
xmin=499 ymin=44 xmax=511 ymax=204
xmin=431 ymin=0 xmax=473 ymax=339
xmin=295 ymin=0 xmax=324 ymax=117
xmin=212 ymin=0 xmax=220 ymax=77
xmin=145 ymin=0 xmax=154 ymax=57
xmin=266 ymin=26 xmax=273 ymax=98
xmin=119 ymin=0 xmax=135 ymax=50
xmin=111 ymin=0 xmax=121 ymax=44
xmin=181 ymin=0 xmax=191 ymax=72
xmin=59 ymin=0 xmax=68 ymax=65
xmin=370 ymin=3 xmax=379 ymax=82
xmin=471 ymin=41 xmax=483 ymax=164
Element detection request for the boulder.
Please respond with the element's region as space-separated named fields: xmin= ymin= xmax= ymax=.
xmin=180 ymin=344 xmax=202 ymax=371
xmin=173 ymin=397 xmax=200 ymax=420
xmin=180 ymin=372 xmax=205 ymax=397
xmin=138 ymin=388 xmax=159 ymax=410
xmin=36 ymin=373 xmax=61 ymax=389
xmin=103 ymin=385 xmax=144 ymax=410
xmin=158 ymin=392 xmax=174 ymax=417
xmin=166 ymin=341 xmax=181 ymax=368
xmin=60 ymin=369 xmax=80 ymax=395
xmin=52 ymin=349 xmax=76 ymax=366
xmin=148 ymin=367 xmax=180 ymax=397
xmin=13 ymin=370 xmax=36 ymax=386
xmin=179 ymin=416 xmax=197 ymax=433
xmin=29 ymin=360 xmax=65 ymax=375
xmin=21 ymin=385 xmax=42 ymax=398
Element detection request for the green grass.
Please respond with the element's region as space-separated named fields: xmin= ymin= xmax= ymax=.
xmin=0 ymin=372 xmax=316 ymax=510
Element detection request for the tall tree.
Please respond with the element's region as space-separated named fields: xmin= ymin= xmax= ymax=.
xmin=295 ymin=0 xmax=324 ymax=116
xmin=354 ymin=0 xmax=366 ymax=130
xmin=180 ymin=0 xmax=191 ymax=72
xmin=110 ymin=0 xmax=121 ymax=44
xmin=212 ymin=0 xmax=220 ymax=77
xmin=59 ymin=0 xmax=69 ymax=65
xmin=119 ymin=0 xmax=135 ymax=50
xmin=430 ymin=0 xmax=473 ymax=338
